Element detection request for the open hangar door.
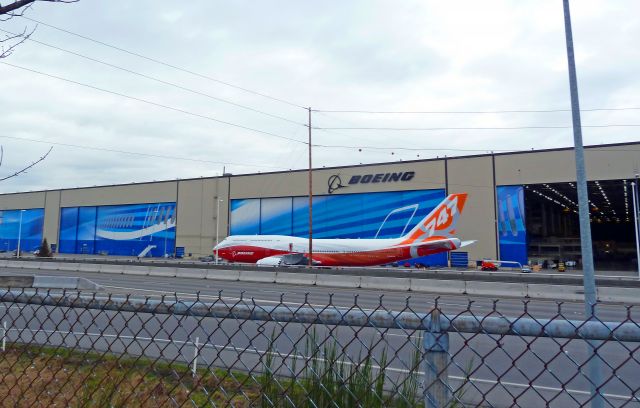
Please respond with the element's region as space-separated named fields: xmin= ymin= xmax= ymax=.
xmin=524 ymin=179 xmax=637 ymax=271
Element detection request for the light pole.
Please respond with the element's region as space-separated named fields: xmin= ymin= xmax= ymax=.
xmin=215 ymin=199 xmax=223 ymax=264
xmin=562 ymin=2 xmax=603 ymax=406
xmin=150 ymin=207 xmax=159 ymax=242
xmin=16 ymin=210 xmax=25 ymax=258
xmin=632 ymin=182 xmax=640 ymax=278
xmin=163 ymin=218 xmax=169 ymax=258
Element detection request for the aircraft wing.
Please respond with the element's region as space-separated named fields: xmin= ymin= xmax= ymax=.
xmin=396 ymin=237 xmax=459 ymax=251
xmin=256 ymin=253 xmax=307 ymax=266
xmin=396 ymin=237 xmax=475 ymax=254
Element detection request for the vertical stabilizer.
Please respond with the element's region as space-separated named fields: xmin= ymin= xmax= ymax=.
xmin=399 ymin=193 xmax=468 ymax=245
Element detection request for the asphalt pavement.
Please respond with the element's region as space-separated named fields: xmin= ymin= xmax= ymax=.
xmin=0 ymin=266 xmax=639 ymax=407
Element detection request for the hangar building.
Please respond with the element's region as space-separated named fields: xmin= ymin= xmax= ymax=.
xmin=0 ymin=141 xmax=638 ymax=269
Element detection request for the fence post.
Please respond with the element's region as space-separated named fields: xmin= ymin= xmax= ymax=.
xmin=1 ymin=321 xmax=5 ymax=352
xmin=423 ymin=308 xmax=450 ymax=408
xmin=192 ymin=336 xmax=199 ymax=377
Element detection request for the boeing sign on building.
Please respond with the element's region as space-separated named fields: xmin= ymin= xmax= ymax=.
xmin=328 ymin=171 xmax=415 ymax=194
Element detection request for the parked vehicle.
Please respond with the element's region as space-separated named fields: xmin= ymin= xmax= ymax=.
xmin=481 ymin=260 xmax=498 ymax=271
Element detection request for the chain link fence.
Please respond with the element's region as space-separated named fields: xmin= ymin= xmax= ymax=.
xmin=0 ymin=288 xmax=638 ymax=407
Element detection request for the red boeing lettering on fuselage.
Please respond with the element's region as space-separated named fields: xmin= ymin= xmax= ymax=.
xmin=216 ymin=245 xmax=290 ymax=263
xmin=214 ymin=193 xmax=472 ymax=267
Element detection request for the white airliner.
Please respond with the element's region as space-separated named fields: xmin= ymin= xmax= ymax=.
xmin=214 ymin=193 xmax=473 ymax=267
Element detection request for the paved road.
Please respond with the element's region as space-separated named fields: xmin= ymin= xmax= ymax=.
xmin=1 ymin=267 xmax=639 ymax=407
xmin=0 ymin=266 xmax=635 ymax=320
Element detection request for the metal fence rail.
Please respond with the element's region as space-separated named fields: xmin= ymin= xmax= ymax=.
xmin=0 ymin=289 xmax=638 ymax=407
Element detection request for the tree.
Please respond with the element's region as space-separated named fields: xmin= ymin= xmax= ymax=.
xmin=0 ymin=0 xmax=78 ymax=16
xmin=0 ymin=2 xmax=63 ymax=177
xmin=1 ymin=0 xmax=79 ymax=58
xmin=37 ymin=237 xmax=52 ymax=257
xmin=0 ymin=146 xmax=53 ymax=181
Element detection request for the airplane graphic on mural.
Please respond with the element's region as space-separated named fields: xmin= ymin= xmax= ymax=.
xmin=214 ymin=193 xmax=474 ymax=267
xmin=95 ymin=217 xmax=176 ymax=241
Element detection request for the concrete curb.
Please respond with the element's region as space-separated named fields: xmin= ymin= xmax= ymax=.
xmin=410 ymin=279 xmax=466 ymax=295
xmin=275 ymin=272 xmax=316 ymax=286
xmin=32 ymin=276 xmax=103 ymax=291
xmin=411 ymin=279 xmax=467 ymax=295
xmin=466 ymin=281 xmax=528 ymax=298
xmin=526 ymin=284 xmax=583 ymax=302
xmin=100 ymin=264 xmax=125 ymax=274
xmin=596 ymin=287 xmax=639 ymax=304
xmin=175 ymin=268 xmax=207 ymax=279
xmin=315 ymin=274 xmax=361 ymax=289
xmin=240 ymin=270 xmax=276 ymax=283
xmin=205 ymin=270 xmax=239 ymax=281
xmin=125 ymin=266 xmax=150 ymax=276
xmin=56 ymin=263 xmax=81 ymax=272
xmin=361 ymin=276 xmax=410 ymax=291
xmin=2 ymin=260 xmax=638 ymax=303
xmin=148 ymin=267 xmax=177 ymax=278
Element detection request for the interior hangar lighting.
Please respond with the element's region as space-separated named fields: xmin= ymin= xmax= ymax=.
xmin=531 ymin=188 xmax=570 ymax=211
xmin=543 ymin=183 xmax=577 ymax=207
xmin=624 ymin=180 xmax=630 ymax=221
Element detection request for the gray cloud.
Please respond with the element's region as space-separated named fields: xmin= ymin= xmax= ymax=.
xmin=0 ymin=0 xmax=638 ymax=193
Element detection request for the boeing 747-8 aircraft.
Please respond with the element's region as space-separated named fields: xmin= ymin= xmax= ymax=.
xmin=214 ymin=193 xmax=473 ymax=267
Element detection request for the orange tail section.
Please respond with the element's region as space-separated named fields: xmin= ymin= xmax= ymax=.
xmin=399 ymin=193 xmax=468 ymax=245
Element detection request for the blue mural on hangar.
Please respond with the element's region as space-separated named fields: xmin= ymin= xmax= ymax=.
xmin=497 ymin=186 xmax=528 ymax=265
xmin=59 ymin=202 xmax=176 ymax=257
xmin=231 ymin=189 xmax=449 ymax=266
xmin=0 ymin=209 xmax=44 ymax=253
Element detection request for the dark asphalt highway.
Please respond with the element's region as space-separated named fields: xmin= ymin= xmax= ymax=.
xmin=1 ymin=266 xmax=639 ymax=407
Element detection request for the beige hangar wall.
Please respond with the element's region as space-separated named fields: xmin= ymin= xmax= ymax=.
xmin=59 ymin=182 xmax=177 ymax=207
xmin=175 ymin=177 xmax=230 ymax=258
xmin=43 ymin=190 xmax=61 ymax=246
xmin=446 ymin=155 xmax=498 ymax=261
xmin=0 ymin=191 xmax=46 ymax=210
xmin=229 ymin=160 xmax=446 ymax=199
xmin=0 ymin=142 xmax=637 ymax=261
xmin=494 ymin=143 xmax=640 ymax=185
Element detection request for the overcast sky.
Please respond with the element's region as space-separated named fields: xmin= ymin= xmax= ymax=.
xmin=0 ymin=0 xmax=638 ymax=193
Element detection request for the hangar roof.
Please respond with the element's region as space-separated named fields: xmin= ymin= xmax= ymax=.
xmin=0 ymin=140 xmax=638 ymax=196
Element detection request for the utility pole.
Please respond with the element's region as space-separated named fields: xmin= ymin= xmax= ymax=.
xmin=215 ymin=198 xmax=223 ymax=264
xmin=16 ymin=210 xmax=24 ymax=258
xmin=308 ymin=107 xmax=313 ymax=267
xmin=632 ymin=180 xmax=640 ymax=278
xmin=562 ymin=1 xmax=602 ymax=406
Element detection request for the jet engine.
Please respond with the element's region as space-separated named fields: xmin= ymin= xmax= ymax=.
xmin=256 ymin=253 xmax=307 ymax=266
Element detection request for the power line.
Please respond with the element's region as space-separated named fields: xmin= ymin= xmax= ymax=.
xmin=0 ymin=134 xmax=285 ymax=169
xmin=0 ymin=61 xmax=308 ymax=145
xmin=313 ymin=107 xmax=640 ymax=114
xmin=20 ymin=16 xmax=306 ymax=110
xmin=0 ymin=28 xmax=306 ymax=127
xmin=313 ymin=124 xmax=640 ymax=131
xmin=15 ymin=18 xmax=640 ymax=118
xmin=313 ymin=143 xmax=640 ymax=153
xmin=313 ymin=144 xmax=512 ymax=152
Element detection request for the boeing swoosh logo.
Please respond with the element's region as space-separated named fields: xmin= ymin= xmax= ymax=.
xmin=95 ymin=219 xmax=176 ymax=241
xmin=328 ymin=174 xmax=347 ymax=194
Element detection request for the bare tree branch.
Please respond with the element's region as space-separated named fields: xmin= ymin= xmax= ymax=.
xmin=0 ymin=0 xmax=36 ymax=15
xmin=0 ymin=0 xmax=77 ymax=16
xmin=0 ymin=146 xmax=53 ymax=181
xmin=0 ymin=25 xmax=34 ymax=58
xmin=0 ymin=0 xmax=77 ymax=58
xmin=0 ymin=2 xmax=32 ymax=21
